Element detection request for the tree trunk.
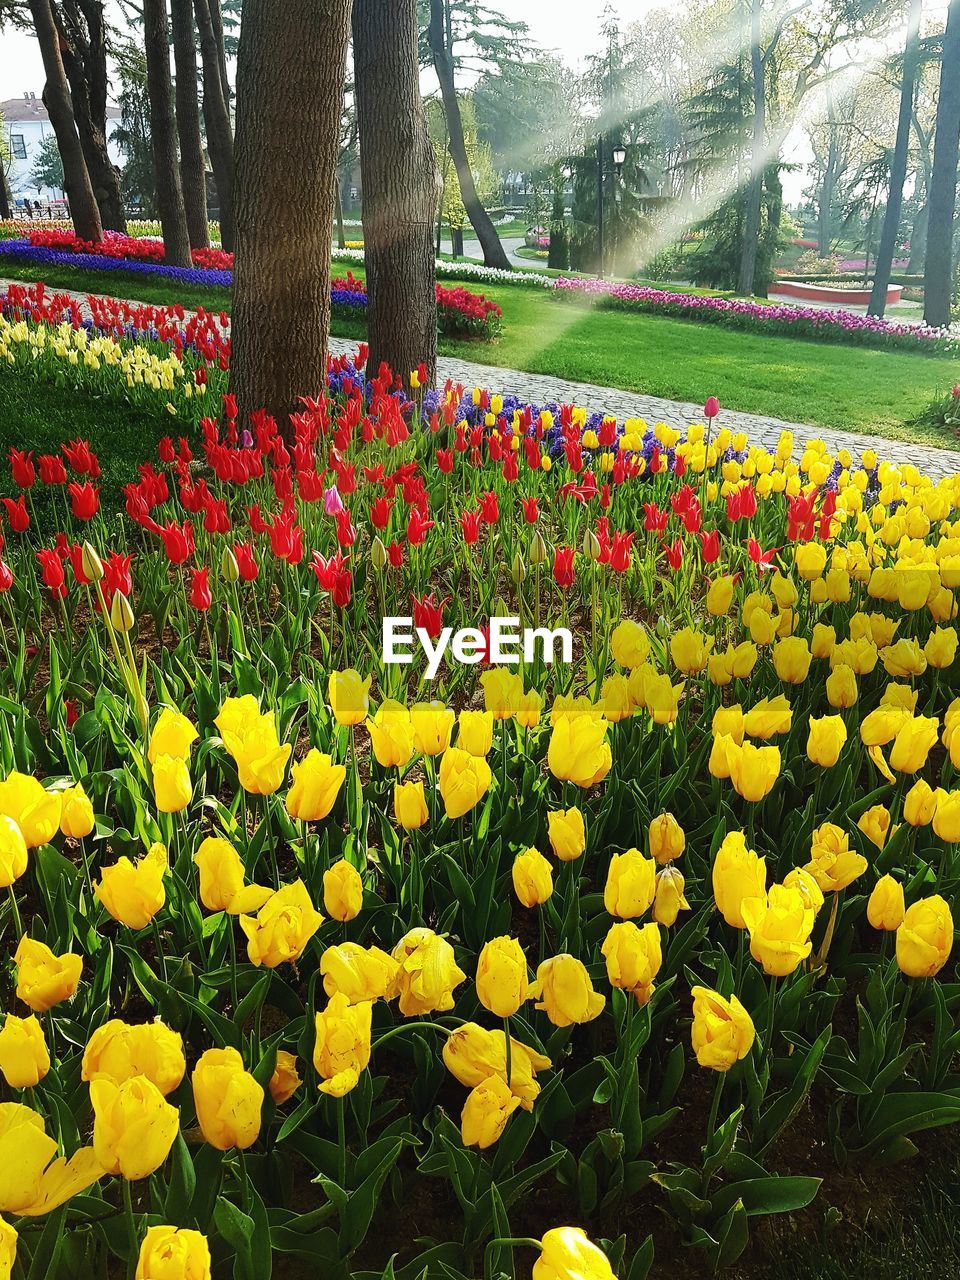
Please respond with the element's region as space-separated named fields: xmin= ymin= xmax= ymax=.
xmin=869 ymin=0 xmax=922 ymax=316
xmin=909 ymin=199 xmax=928 ymax=270
xmin=195 ymin=0 xmax=234 ymax=251
xmin=335 ymin=177 xmax=346 ymax=249
xmin=28 ymin=0 xmax=102 ymax=241
xmin=818 ymin=99 xmax=840 ymax=255
xmin=56 ymin=0 xmax=127 ymax=230
xmin=209 ymin=0 xmax=231 ymax=106
xmin=737 ymin=0 xmax=765 ymax=295
xmin=170 ymin=0 xmax=209 ymax=248
xmin=230 ymin=0 xmax=352 ymax=430
xmin=428 ymin=0 xmax=510 ymax=271
xmin=924 ymin=0 xmax=960 ymax=327
xmin=0 ymin=167 xmax=11 ymax=219
xmin=353 ymin=0 xmax=438 ymax=388
xmin=143 ymin=0 xmax=192 ymax=266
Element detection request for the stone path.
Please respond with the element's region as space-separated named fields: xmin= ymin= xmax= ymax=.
xmin=5 ymin=277 xmax=959 ymax=481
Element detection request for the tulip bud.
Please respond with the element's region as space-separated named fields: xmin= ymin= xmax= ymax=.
xmin=81 ymin=541 xmax=104 ymax=582
xmin=529 ymin=530 xmax=548 ymax=566
xmin=220 ymin=547 xmax=240 ymax=583
xmin=110 ymin=590 xmax=135 ymax=633
xmin=371 ymin=535 xmax=388 ymax=571
xmin=511 ymin=550 xmax=526 ymax=584
xmin=583 ymin=527 xmax=601 ymax=561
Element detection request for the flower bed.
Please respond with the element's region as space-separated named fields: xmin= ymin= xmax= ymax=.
xmin=1 ymin=351 xmax=960 ymax=1278
xmin=554 ymin=276 xmax=959 ymax=354
xmin=27 ymin=227 xmax=234 ymax=271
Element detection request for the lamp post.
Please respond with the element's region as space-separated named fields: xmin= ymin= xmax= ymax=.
xmin=597 ymin=140 xmax=627 ymax=279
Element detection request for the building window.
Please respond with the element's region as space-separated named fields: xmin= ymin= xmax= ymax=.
xmin=10 ymin=134 xmax=27 ymax=160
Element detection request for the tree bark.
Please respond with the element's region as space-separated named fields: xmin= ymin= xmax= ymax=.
xmin=230 ymin=0 xmax=352 ymax=430
xmin=335 ymin=177 xmax=346 ymax=249
xmin=869 ymin=0 xmax=922 ymax=317
xmin=428 ymin=0 xmax=510 ymax=271
xmin=170 ymin=0 xmax=209 ymax=248
xmin=195 ymin=0 xmax=234 ymax=250
xmin=924 ymin=0 xmax=960 ymax=328
xmin=0 ymin=166 xmax=12 ymax=219
xmin=353 ymin=0 xmax=438 ymax=387
xmin=143 ymin=0 xmax=192 ymax=266
xmin=209 ymin=0 xmax=231 ymax=106
xmin=56 ymin=0 xmax=127 ymax=230
xmin=817 ymin=97 xmax=841 ymax=255
xmin=28 ymin=0 xmax=102 ymax=242
xmin=737 ymin=0 xmax=765 ymax=295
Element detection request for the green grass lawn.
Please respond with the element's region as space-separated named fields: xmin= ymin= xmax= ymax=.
xmin=0 ymin=257 xmax=955 ymax=447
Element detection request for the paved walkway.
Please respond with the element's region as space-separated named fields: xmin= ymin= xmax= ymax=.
xmin=6 ymin=277 xmax=959 ymax=481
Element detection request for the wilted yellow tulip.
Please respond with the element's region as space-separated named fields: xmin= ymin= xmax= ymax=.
xmin=328 ymin=670 xmax=372 ymax=726
xmin=320 ymin=942 xmax=399 ymax=1004
xmin=193 ymin=838 xmax=272 ymax=916
xmin=82 ymin=1019 xmax=185 ymax=1095
xmin=601 ymin=921 xmax=661 ymax=1005
xmin=457 ymin=710 xmax=494 ymax=757
xmin=610 ymin=618 xmax=650 ymax=667
xmin=268 ymin=1051 xmax=302 ymax=1105
xmin=192 ymin=1047 xmax=263 ymax=1150
xmin=438 ymin=748 xmax=492 ymax=819
xmin=533 ymin=1228 xmax=616 ymax=1280
xmin=530 ymin=954 xmax=605 ymax=1026
xmin=867 ymin=875 xmax=905 ymax=931
xmin=461 ymin=1074 xmax=520 ymax=1148
xmin=807 ymin=824 xmax=867 ymax=892
xmin=741 ymin=884 xmax=816 ymax=976
xmin=91 ymin=1075 xmax=179 ymax=1180
xmin=14 ymin=936 xmax=82 ymax=1011
xmin=239 ymin=880 xmax=322 ymax=967
xmin=0 ymin=817 xmax=27 ymax=889
xmin=547 ymin=715 xmax=612 ymax=788
xmin=323 ymin=859 xmax=364 ymax=922
xmin=443 ymin=1023 xmax=551 ymax=1110
xmin=0 ymin=1015 xmax=49 ymax=1089
xmin=95 ymin=843 xmax=168 ymax=930
xmin=0 ymin=773 xmax=61 ymax=849
xmin=690 ymin=986 xmax=755 ymax=1071
xmin=59 ymin=784 xmax=95 ymax=839
xmin=313 ymin=992 xmax=373 ymax=1096
xmin=806 ymin=715 xmax=847 ymax=768
xmin=652 ymin=865 xmax=689 ymax=926
xmin=136 ymin=1226 xmax=211 ymax=1280
xmin=366 ymin=700 xmax=415 ymax=768
xmin=389 ymin=928 xmax=466 ymax=1015
xmin=603 ymin=848 xmax=656 ymax=919
xmin=712 ymin=831 xmax=766 ymax=929
xmin=476 ymin=936 xmax=529 ymax=1018
xmin=896 ymin=895 xmax=953 ymax=978
xmin=547 ymin=807 xmax=586 ymax=861
xmin=649 ymin=812 xmax=685 ymax=863
xmin=285 ymin=750 xmax=346 ymax=821
xmin=512 ymin=847 xmax=553 ymax=906
xmin=411 ymin=701 xmax=456 ymax=756
xmin=0 ymin=1104 xmax=103 ymax=1216
xmin=783 ymin=866 xmax=825 ymax=914
xmin=148 ymin=708 xmax=198 ymax=764
xmin=152 ymin=754 xmax=192 ymax=814
xmin=394 ymin=780 xmax=429 ymax=830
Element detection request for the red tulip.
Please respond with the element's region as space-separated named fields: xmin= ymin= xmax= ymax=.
xmin=68 ymin=481 xmax=100 ymax=521
xmin=159 ymin=519 xmax=195 ymax=565
xmin=521 ymin=496 xmax=539 ymax=524
xmin=412 ymin=592 xmax=447 ymax=639
xmin=37 ymin=548 xmax=67 ymax=598
xmin=38 ymin=455 xmax=68 ymax=485
xmin=189 ymin=567 xmax=212 ymax=610
xmin=700 ymin=529 xmax=721 ymax=563
xmin=553 ymin=546 xmax=575 ymax=589
xmin=407 ymin=508 xmax=434 ymax=546
xmin=1 ymin=497 xmax=30 ymax=532
xmin=460 ymin=510 xmax=481 ymax=545
xmin=704 ymin=396 xmax=720 ymax=419
xmin=9 ymin=449 xmax=35 ymax=489
xmin=233 ymin=542 xmax=259 ymax=582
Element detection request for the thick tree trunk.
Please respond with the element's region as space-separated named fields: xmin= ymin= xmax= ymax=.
xmin=230 ymin=0 xmax=352 ymax=430
xmin=428 ymin=0 xmax=510 ymax=271
xmin=737 ymin=0 xmax=765 ymax=295
xmin=195 ymin=0 xmax=234 ymax=251
xmin=56 ymin=0 xmax=127 ymax=230
xmin=28 ymin=0 xmax=102 ymax=241
xmin=817 ymin=99 xmax=840 ymax=255
xmin=170 ymin=0 xmax=209 ymax=248
xmin=869 ymin=0 xmax=922 ymax=317
xmin=924 ymin=0 xmax=960 ymax=328
xmin=209 ymin=0 xmax=231 ymax=106
xmin=353 ymin=0 xmax=438 ymax=388
xmin=143 ymin=0 xmax=192 ymax=266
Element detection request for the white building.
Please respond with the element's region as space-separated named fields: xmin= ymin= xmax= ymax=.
xmin=1 ymin=92 xmax=123 ymax=207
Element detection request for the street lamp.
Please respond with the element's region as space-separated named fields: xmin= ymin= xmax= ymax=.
xmin=597 ymin=140 xmax=627 ymax=279
xmin=613 ymin=145 xmax=626 ymax=172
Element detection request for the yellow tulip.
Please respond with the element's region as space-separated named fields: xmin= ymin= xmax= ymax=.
xmin=443 ymin=1023 xmax=551 ymax=1110
xmin=652 ymin=865 xmax=689 ymax=926
xmin=323 ymin=859 xmax=364 ymax=922
xmin=438 ymin=748 xmax=492 ymax=819
xmin=728 ymin=741 xmax=780 ymax=802
xmin=136 ymin=1226 xmax=211 ymax=1280
xmin=457 ymin=710 xmax=494 ymax=757
xmin=712 ymin=831 xmax=766 ymax=929
xmin=0 ymin=1104 xmax=103 ymax=1216
xmin=192 ymin=1047 xmax=263 ymax=1150
xmin=530 ymin=954 xmax=605 ymax=1027
xmin=476 ymin=936 xmax=530 ymax=1018
xmin=601 ymin=921 xmax=661 ymax=1005
xmin=320 ymin=942 xmax=399 ymax=1004
xmin=806 ymin=823 xmax=867 ymax=891
xmin=743 ymin=695 xmax=792 ymax=739
xmin=533 ymin=1228 xmax=616 ymax=1280
xmin=148 ymin=707 xmax=198 ymax=764
xmin=0 ymin=772 xmax=61 ymax=849
xmin=95 ymin=843 xmax=168 ymax=930
xmin=547 ymin=714 xmax=612 ymax=788
xmin=460 ymin=1074 xmax=520 ymax=1148
xmin=394 ymin=780 xmax=429 ymax=830
xmin=411 ymin=701 xmax=455 ymax=756
xmin=610 ymin=618 xmax=650 ymax=667
xmin=239 ymin=880 xmax=322 ymax=967
xmin=193 ymin=838 xmax=272 ymax=916
xmin=904 ymin=778 xmax=937 ymax=826
xmin=867 ymin=875 xmax=905 ymax=931
xmin=0 ymin=817 xmax=27 ymax=889
xmin=772 ymin=637 xmax=812 ymax=684
xmin=480 ymin=669 xmax=522 ymax=719
xmin=268 ymin=1051 xmax=302 ymax=1105
xmin=388 ymin=928 xmax=466 ymax=1016
xmin=313 ymin=992 xmax=372 ymax=1096
xmin=741 ymin=884 xmax=816 ymax=976
xmin=649 ymin=811 xmax=685 ymax=863
xmin=81 ymin=1019 xmax=185 ymax=1095
xmin=690 ymin=986 xmax=755 ymax=1071
xmin=896 ymin=895 xmax=953 ymax=978
xmin=0 ymin=1222 xmax=15 ymax=1280
xmin=0 ymin=1015 xmax=49 ymax=1089
xmin=806 ymin=715 xmax=847 ymax=767
xmin=328 ymin=670 xmax=372 ymax=726
xmin=547 ymin=807 xmax=586 ymax=861
xmin=366 ymin=700 xmax=415 ymax=768
xmin=285 ymin=750 xmax=346 ymax=821
xmin=14 ymin=936 xmax=82 ymax=1012
xmin=670 ymin=627 xmax=714 ymax=674
xmin=603 ymin=848 xmax=656 ymax=918
xmin=91 ymin=1075 xmax=179 ymax=1180
xmin=858 ymin=803 xmax=894 ymax=848
xmin=512 ymin=847 xmax=553 ymax=906
xmin=889 ymin=715 xmax=939 ymax=775
xmin=59 ymin=784 xmax=95 ymax=839
xmin=152 ymin=754 xmax=192 ymax=814
xmin=643 ymin=674 xmax=684 ymax=726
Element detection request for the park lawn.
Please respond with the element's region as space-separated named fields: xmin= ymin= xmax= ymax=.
xmin=0 ymin=256 xmax=955 ymax=446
